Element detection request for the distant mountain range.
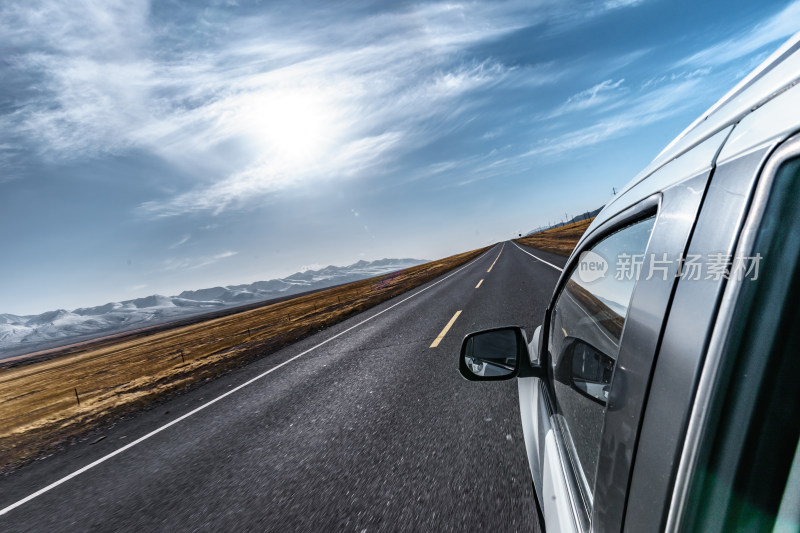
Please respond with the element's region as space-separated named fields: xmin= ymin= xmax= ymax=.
xmin=0 ymin=258 xmax=427 ymax=358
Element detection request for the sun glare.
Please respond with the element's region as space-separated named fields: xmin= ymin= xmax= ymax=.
xmin=234 ymin=90 xmax=339 ymax=168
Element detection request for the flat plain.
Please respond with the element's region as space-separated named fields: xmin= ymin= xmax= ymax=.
xmin=0 ymin=247 xmax=486 ymax=472
xmin=515 ymin=218 xmax=594 ymax=256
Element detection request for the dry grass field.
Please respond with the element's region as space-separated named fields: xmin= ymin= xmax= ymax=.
xmin=514 ymin=218 xmax=595 ymax=256
xmin=0 ymin=247 xmax=487 ymax=472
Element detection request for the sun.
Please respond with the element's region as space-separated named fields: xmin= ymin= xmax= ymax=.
xmin=234 ymin=89 xmax=339 ymax=168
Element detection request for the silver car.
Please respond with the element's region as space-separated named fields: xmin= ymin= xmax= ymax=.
xmin=459 ymin=31 xmax=800 ymax=532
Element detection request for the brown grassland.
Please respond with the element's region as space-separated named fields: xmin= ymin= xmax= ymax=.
xmin=514 ymin=218 xmax=595 ymax=256
xmin=0 ymin=247 xmax=487 ymax=472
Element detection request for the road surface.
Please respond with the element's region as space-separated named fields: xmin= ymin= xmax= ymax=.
xmin=0 ymin=241 xmax=567 ymax=532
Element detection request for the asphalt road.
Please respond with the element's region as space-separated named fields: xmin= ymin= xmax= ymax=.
xmin=0 ymin=241 xmax=567 ymax=532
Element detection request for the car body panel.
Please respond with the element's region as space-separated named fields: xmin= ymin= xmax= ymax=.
xmin=543 ymin=410 xmax=581 ymax=533
xmin=652 ymin=32 xmax=800 ymax=168
xmin=520 ymin=328 xmax=581 ymax=532
xmin=463 ymin=31 xmax=800 ymax=533
xmin=592 ymin=169 xmax=714 ymax=532
xmin=669 ymin=132 xmax=800 ymax=532
xmin=623 ymin=144 xmax=774 ymax=532
xmin=625 ymin=76 xmax=800 ymax=533
xmin=717 ymin=81 xmax=800 ymax=164
xmin=519 ymin=377 xmax=580 ymax=533
xmin=552 ymin=40 xmax=800 ymax=529
xmin=575 ymin=127 xmax=731 ymax=260
xmin=521 ymin=37 xmax=800 ymax=528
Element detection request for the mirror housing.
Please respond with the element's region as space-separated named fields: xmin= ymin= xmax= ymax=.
xmin=530 ymin=325 xmax=542 ymax=364
xmin=458 ymin=326 xmax=546 ymax=381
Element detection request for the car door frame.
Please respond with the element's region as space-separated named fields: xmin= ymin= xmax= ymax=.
xmin=521 ymin=194 xmax=662 ymax=532
xmin=643 ymin=130 xmax=800 ymax=532
xmin=521 ymin=130 xmax=732 ymax=532
xmin=626 ymin=86 xmax=800 ymax=533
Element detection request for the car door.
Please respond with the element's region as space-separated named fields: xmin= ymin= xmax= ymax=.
xmin=518 ymin=129 xmax=731 ymax=532
xmin=625 ymin=82 xmax=800 ymax=533
xmin=519 ymin=213 xmax=656 ymax=532
xmin=671 ymin=134 xmax=800 ymax=532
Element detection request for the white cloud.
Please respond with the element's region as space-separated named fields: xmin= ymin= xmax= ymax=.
xmin=642 ymin=67 xmax=711 ymax=90
xmin=1 ymin=1 xmax=154 ymax=157
xmin=542 ymin=78 xmax=627 ymax=119
xmin=161 ymin=251 xmax=238 ymax=271
xmin=1 ymin=0 xmax=651 ymax=213
xmin=3 ymin=1 xmax=530 ymax=212
xmin=169 ymin=234 xmax=191 ymax=249
xmin=443 ymin=75 xmax=708 ymax=186
xmin=524 ymin=77 xmax=703 ymax=158
xmin=603 ymin=0 xmax=646 ymax=8
xmin=677 ymin=1 xmax=800 ymax=69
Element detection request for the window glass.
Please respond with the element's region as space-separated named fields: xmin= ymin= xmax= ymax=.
xmin=549 ymin=216 xmax=655 ymax=500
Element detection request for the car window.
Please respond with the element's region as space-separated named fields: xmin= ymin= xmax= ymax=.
xmin=548 ymin=216 xmax=655 ymax=504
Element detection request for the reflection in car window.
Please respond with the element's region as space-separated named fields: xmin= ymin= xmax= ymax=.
xmin=549 ymin=216 xmax=655 ymax=505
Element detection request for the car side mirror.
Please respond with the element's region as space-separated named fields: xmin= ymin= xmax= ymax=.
xmin=554 ymin=337 xmax=615 ymax=404
xmin=458 ymin=326 xmax=545 ymax=381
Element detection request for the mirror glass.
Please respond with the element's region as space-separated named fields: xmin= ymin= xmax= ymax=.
xmin=462 ymin=328 xmax=519 ymax=378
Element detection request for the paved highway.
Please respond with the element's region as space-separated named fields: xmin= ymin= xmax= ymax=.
xmin=0 ymin=241 xmax=567 ymax=532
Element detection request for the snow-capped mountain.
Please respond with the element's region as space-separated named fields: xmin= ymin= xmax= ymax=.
xmin=0 ymin=258 xmax=427 ymax=358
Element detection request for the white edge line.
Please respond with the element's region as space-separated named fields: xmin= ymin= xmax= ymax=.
xmin=511 ymin=241 xmax=564 ymax=272
xmin=0 ymin=248 xmax=494 ymax=518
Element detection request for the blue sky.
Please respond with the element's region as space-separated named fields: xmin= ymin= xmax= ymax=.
xmin=0 ymin=0 xmax=797 ymax=315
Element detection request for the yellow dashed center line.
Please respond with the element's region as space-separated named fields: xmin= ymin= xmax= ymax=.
xmin=475 ymin=279 xmax=484 ymax=289
xmin=487 ymin=243 xmax=505 ymax=273
xmin=430 ymin=310 xmax=462 ymax=348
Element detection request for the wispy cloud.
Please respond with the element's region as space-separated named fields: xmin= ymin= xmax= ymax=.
xmin=469 ymin=0 xmax=800 ymax=175
xmin=524 ymin=77 xmax=703 ymax=158
xmin=603 ymin=0 xmax=646 ymax=8
xmin=541 ymin=78 xmax=627 ymax=119
xmin=442 ymin=74 xmax=707 ymax=187
xmin=642 ymin=67 xmax=711 ymax=90
xmin=169 ymin=234 xmax=191 ymax=249
xmin=676 ymin=0 xmax=800 ymax=69
xmin=1 ymin=0 xmax=650 ymax=214
xmin=161 ymin=251 xmax=238 ymax=271
xmin=2 ymin=2 xmax=521 ymax=200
